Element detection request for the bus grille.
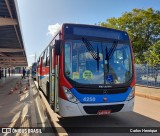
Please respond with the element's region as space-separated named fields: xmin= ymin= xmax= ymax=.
xmin=83 ymin=104 xmax=124 ymax=114
xmin=75 ymin=87 xmax=128 ymax=94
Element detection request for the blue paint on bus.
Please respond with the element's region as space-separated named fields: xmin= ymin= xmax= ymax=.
xmin=70 ymin=87 xmax=131 ymax=103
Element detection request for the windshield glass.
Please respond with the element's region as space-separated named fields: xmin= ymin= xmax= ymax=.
xmin=64 ymin=40 xmax=132 ymax=85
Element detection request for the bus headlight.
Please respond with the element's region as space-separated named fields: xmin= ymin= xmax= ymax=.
xmin=62 ymin=86 xmax=79 ymax=103
xmin=126 ymin=86 xmax=135 ymax=101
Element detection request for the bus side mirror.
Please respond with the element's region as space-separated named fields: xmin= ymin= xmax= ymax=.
xmin=55 ymin=40 xmax=62 ymax=55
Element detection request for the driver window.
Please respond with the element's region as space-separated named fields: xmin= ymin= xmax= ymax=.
xmin=65 ymin=43 xmax=71 ymax=76
xmin=113 ymin=46 xmax=128 ymax=70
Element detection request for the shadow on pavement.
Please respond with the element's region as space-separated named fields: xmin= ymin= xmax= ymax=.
xmin=58 ymin=112 xmax=160 ymax=135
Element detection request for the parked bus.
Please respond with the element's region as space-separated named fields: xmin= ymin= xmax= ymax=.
xmin=31 ymin=62 xmax=37 ymax=80
xmin=37 ymin=23 xmax=135 ymax=117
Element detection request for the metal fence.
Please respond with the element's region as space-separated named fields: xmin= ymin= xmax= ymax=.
xmin=135 ymin=64 xmax=160 ymax=87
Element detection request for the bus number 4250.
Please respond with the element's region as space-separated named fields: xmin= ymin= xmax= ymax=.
xmin=83 ymin=97 xmax=96 ymax=102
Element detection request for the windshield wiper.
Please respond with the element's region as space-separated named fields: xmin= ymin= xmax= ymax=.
xmin=82 ymin=38 xmax=100 ymax=71
xmin=105 ymin=41 xmax=118 ymax=73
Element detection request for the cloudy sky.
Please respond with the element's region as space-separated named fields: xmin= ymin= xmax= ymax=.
xmin=16 ymin=0 xmax=160 ymax=66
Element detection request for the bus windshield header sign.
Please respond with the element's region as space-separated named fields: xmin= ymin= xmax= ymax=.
xmin=64 ymin=24 xmax=129 ymax=40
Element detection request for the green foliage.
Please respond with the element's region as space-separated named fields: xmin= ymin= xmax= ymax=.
xmin=101 ymin=8 xmax=160 ymax=64
xmin=144 ymin=40 xmax=160 ymax=66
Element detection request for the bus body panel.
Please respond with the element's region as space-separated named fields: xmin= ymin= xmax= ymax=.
xmin=40 ymin=66 xmax=49 ymax=95
xmin=70 ymin=87 xmax=132 ymax=103
xmin=31 ymin=62 xmax=37 ymax=80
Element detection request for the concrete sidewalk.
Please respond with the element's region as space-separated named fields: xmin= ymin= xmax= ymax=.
xmin=0 ymin=76 xmax=37 ymax=128
xmin=135 ymin=85 xmax=160 ymax=101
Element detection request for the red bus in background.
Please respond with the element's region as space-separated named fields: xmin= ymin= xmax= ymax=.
xmin=37 ymin=23 xmax=135 ymax=117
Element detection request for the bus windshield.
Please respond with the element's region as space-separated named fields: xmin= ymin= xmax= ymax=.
xmin=64 ymin=39 xmax=133 ymax=85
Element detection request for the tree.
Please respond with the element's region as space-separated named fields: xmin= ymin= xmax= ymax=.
xmin=144 ymin=40 xmax=160 ymax=85
xmin=101 ymin=8 xmax=160 ymax=64
xmin=144 ymin=40 xmax=160 ymax=66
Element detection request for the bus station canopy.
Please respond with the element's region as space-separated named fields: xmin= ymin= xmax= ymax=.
xmin=0 ymin=0 xmax=28 ymax=68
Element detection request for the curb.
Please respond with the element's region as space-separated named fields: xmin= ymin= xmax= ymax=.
xmin=136 ymin=84 xmax=160 ymax=89
xmin=135 ymin=92 xmax=160 ymax=101
xmin=29 ymin=79 xmax=38 ymax=127
xmin=34 ymin=81 xmax=68 ymax=136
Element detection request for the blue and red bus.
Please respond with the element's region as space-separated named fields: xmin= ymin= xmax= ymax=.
xmin=31 ymin=62 xmax=37 ymax=80
xmin=37 ymin=23 xmax=135 ymax=117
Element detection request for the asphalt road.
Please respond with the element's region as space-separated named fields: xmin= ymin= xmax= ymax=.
xmin=57 ymin=96 xmax=160 ymax=136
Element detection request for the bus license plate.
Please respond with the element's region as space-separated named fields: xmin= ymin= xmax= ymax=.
xmin=97 ymin=110 xmax=111 ymax=115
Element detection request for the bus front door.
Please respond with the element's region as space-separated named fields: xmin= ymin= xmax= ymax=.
xmin=49 ymin=46 xmax=59 ymax=112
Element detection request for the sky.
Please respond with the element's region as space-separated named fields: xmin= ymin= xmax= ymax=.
xmin=16 ymin=0 xmax=160 ymax=66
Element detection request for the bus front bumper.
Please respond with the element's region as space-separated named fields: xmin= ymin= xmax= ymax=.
xmin=59 ymin=98 xmax=134 ymax=117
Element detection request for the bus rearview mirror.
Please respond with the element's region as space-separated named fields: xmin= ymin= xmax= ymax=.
xmin=55 ymin=40 xmax=62 ymax=55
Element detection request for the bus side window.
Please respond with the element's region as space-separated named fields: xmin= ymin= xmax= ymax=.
xmin=42 ymin=51 xmax=46 ymax=67
xmin=45 ymin=47 xmax=49 ymax=66
xmin=46 ymin=57 xmax=49 ymax=66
